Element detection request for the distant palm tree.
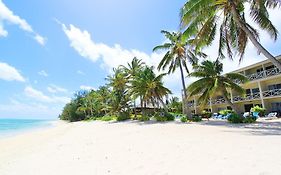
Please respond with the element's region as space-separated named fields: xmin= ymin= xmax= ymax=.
xmin=153 ymin=30 xmax=206 ymax=114
xmin=180 ymin=0 xmax=281 ymax=70
xmin=131 ymin=66 xmax=171 ymax=114
xmin=121 ymin=57 xmax=145 ymax=117
xmin=187 ymin=60 xmax=248 ymax=113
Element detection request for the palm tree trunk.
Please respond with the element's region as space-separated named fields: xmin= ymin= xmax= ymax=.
xmin=230 ymin=0 xmax=281 ymax=70
xmin=222 ymin=93 xmax=238 ymax=114
xmin=134 ymin=100 xmax=137 ymax=119
xmin=179 ymin=61 xmax=189 ymax=116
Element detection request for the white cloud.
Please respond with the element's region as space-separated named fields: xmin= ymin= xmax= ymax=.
xmin=47 ymin=84 xmax=68 ymax=93
xmin=24 ymin=86 xmax=70 ymax=104
xmin=80 ymin=85 xmax=96 ymax=91
xmin=0 ymin=62 xmax=25 ymax=82
xmin=38 ymin=70 xmax=48 ymax=77
xmin=34 ymin=34 xmax=46 ymax=46
xmin=77 ymin=70 xmax=85 ymax=75
xmin=0 ymin=0 xmax=46 ymax=45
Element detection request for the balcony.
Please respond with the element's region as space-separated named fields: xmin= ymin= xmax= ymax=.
xmin=263 ymin=89 xmax=281 ymax=98
xmin=187 ymin=89 xmax=281 ymax=107
xmin=235 ymin=67 xmax=281 ymax=84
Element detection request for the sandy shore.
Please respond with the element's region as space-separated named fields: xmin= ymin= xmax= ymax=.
xmin=0 ymin=119 xmax=281 ymax=175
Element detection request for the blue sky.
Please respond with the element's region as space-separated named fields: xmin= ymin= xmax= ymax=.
xmin=0 ymin=0 xmax=280 ymax=119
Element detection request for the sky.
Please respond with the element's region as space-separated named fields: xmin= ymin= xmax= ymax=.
xmin=0 ymin=0 xmax=280 ymax=119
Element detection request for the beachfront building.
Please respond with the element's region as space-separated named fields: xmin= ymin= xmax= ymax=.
xmin=186 ymin=56 xmax=281 ymax=116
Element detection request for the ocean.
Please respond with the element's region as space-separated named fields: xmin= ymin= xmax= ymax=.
xmin=0 ymin=118 xmax=54 ymax=138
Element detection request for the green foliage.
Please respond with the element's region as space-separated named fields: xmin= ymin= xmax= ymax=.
xmin=98 ymin=115 xmax=117 ymax=121
xmin=243 ymin=116 xmax=257 ymax=123
xmin=201 ymin=110 xmax=212 ymax=119
xmin=227 ymin=113 xmax=244 ymax=123
xmin=187 ymin=60 xmax=248 ymax=111
xmin=116 ymin=111 xmax=130 ymax=121
xmin=154 ymin=112 xmax=175 ymax=122
xmin=219 ymin=109 xmax=234 ymax=116
xmin=137 ymin=115 xmax=150 ymax=121
xmin=180 ymin=116 xmax=188 ymax=123
xmin=251 ymin=105 xmax=266 ymax=116
xmin=189 ymin=115 xmax=202 ymax=122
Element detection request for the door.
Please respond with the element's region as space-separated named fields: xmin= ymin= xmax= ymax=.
xmin=244 ymin=104 xmax=254 ymax=112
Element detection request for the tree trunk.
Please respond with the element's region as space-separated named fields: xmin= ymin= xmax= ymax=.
xmin=230 ymin=1 xmax=281 ymax=70
xmin=134 ymin=100 xmax=137 ymax=119
xmin=179 ymin=61 xmax=189 ymax=117
xmin=222 ymin=92 xmax=238 ymax=114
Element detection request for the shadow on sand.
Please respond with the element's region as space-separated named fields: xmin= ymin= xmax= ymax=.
xmin=198 ymin=120 xmax=281 ymax=136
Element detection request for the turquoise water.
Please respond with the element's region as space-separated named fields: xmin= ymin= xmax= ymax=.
xmin=0 ymin=119 xmax=53 ymax=138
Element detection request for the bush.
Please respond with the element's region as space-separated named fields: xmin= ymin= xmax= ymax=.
xmin=154 ymin=112 xmax=175 ymax=122
xmin=243 ymin=116 xmax=257 ymax=123
xmin=180 ymin=116 xmax=188 ymax=123
xmin=251 ymin=105 xmax=266 ymax=116
xmin=99 ymin=115 xmax=116 ymax=121
xmin=137 ymin=115 xmax=150 ymax=121
xmin=201 ymin=110 xmax=212 ymax=119
xmin=190 ymin=115 xmax=202 ymax=122
xmin=227 ymin=113 xmax=244 ymax=123
xmin=116 ymin=111 xmax=130 ymax=121
xmin=219 ymin=109 xmax=234 ymax=116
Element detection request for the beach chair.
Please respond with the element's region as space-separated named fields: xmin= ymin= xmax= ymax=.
xmin=243 ymin=112 xmax=250 ymax=118
xmin=265 ymin=112 xmax=277 ymax=118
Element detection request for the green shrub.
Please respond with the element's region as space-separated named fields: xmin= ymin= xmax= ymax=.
xmin=155 ymin=115 xmax=167 ymax=122
xmin=137 ymin=115 xmax=150 ymax=121
xmin=165 ymin=112 xmax=175 ymax=121
xmin=116 ymin=111 xmax=130 ymax=121
xmin=99 ymin=115 xmax=116 ymax=121
xmin=180 ymin=116 xmax=188 ymax=123
xmin=201 ymin=110 xmax=212 ymax=119
xmin=190 ymin=115 xmax=202 ymax=122
xmin=227 ymin=113 xmax=243 ymax=123
xmin=219 ymin=109 xmax=234 ymax=116
xmin=251 ymin=105 xmax=266 ymax=116
xmin=243 ymin=116 xmax=257 ymax=123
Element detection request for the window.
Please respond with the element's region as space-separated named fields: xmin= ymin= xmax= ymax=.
xmin=272 ymin=102 xmax=281 ymax=112
xmin=256 ymin=68 xmax=264 ymax=73
xmin=265 ymin=65 xmax=275 ymax=70
xmin=252 ymin=88 xmax=260 ymax=94
xmin=268 ymin=84 xmax=281 ymax=90
xmin=246 ymin=89 xmax=251 ymax=95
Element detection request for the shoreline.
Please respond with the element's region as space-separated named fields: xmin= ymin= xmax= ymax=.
xmin=0 ymin=120 xmax=281 ymax=175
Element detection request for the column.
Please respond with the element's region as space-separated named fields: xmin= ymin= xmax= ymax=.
xmin=262 ymin=64 xmax=266 ymax=77
xmin=230 ymin=90 xmax=233 ymax=103
xmin=209 ymin=98 xmax=213 ymax=112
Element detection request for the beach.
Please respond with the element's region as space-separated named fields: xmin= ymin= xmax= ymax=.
xmin=0 ymin=120 xmax=281 ymax=175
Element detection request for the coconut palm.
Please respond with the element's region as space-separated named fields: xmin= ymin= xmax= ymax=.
xmin=153 ymin=30 xmax=206 ymax=114
xmin=120 ymin=57 xmax=145 ymax=118
xmin=187 ymin=60 xmax=248 ymax=113
xmin=180 ymin=0 xmax=281 ymax=70
xmin=131 ymin=66 xmax=171 ymax=114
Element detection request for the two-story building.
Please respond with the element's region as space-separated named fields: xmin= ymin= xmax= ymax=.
xmin=186 ymin=56 xmax=281 ymax=116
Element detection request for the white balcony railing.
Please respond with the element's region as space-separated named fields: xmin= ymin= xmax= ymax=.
xmin=263 ymin=89 xmax=281 ymax=98
xmin=187 ymin=89 xmax=281 ymax=107
xmin=234 ymin=68 xmax=281 ymax=84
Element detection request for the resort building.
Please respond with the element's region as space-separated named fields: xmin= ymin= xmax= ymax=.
xmin=186 ymin=56 xmax=281 ymax=116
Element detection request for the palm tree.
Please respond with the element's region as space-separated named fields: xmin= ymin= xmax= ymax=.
xmin=106 ymin=68 xmax=130 ymax=115
xmin=131 ymin=66 xmax=171 ymax=114
xmin=187 ymin=60 xmax=248 ymax=113
xmin=180 ymin=0 xmax=281 ymax=70
xmin=120 ymin=57 xmax=144 ymax=118
xmin=153 ymin=30 xmax=206 ymax=114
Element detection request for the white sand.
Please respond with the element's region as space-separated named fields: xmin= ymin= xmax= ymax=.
xmin=0 ymin=120 xmax=281 ymax=175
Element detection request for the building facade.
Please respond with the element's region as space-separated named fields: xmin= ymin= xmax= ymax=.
xmin=186 ymin=56 xmax=281 ymax=115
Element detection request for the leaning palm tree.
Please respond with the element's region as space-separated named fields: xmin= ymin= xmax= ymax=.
xmin=187 ymin=60 xmax=248 ymax=113
xmin=181 ymin=0 xmax=281 ymax=69
xmin=153 ymin=30 xmax=206 ymax=114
